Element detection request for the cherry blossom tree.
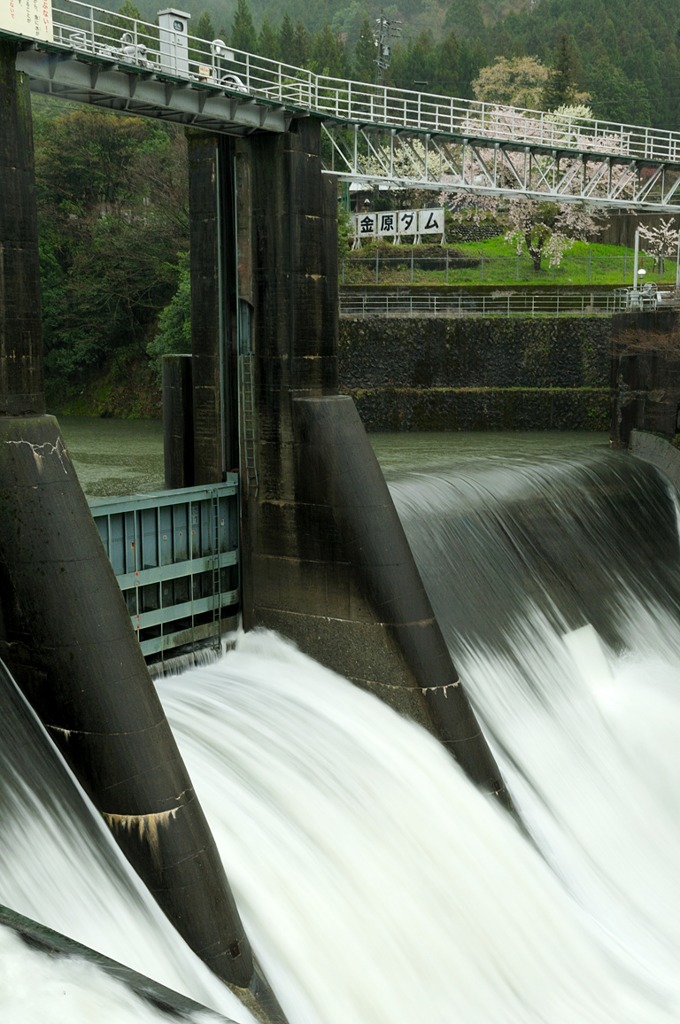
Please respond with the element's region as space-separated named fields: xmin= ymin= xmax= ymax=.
xmin=449 ymin=194 xmax=603 ymax=271
xmin=638 ymin=217 xmax=679 ymax=273
xmin=441 ymin=103 xmax=627 ymax=271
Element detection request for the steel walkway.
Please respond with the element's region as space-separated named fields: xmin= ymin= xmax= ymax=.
xmin=6 ymin=0 xmax=680 ymax=211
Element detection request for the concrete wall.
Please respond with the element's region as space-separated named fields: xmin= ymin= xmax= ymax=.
xmin=339 ymin=315 xmax=611 ymax=431
xmin=610 ymin=310 xmax=680 ymax=445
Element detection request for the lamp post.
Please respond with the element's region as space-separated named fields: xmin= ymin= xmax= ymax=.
xmin=211 ymin=38 xmax=234 ymax=83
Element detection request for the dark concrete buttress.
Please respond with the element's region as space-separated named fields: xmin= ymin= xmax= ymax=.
xmin=0 ymin=39 xmax=45 ymax=417
xmin=187 ymin=132 xmax=239 ymax=484
xmin=233 ymin=119 xmax=510 ymax=806
xmin=0 ymin=42 xmax=283 ymax=1014
xmin=610 ymin=310 xmax=680 ymax=446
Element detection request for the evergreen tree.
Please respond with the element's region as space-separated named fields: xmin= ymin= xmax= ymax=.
xmin=435 ymin=31 xmax=462 ymax=96
xmin=443 ymin=0 xmax=484 ymax=40
xmin=291 ymin=20 xmax=311 ymax=67
xmin=116 ymin=0 xmax=141 ymax=24
xmin=190 ymin=11 xmax=216 ymax=68
xmin=390 ymin=32 xmax=438 ymax=92
xmin=257 ymin=16 xmax=279 ymax=59
xmin=278 ymin=11 xmax=295 ymax=65
xmin=193 ymin=11 xmax=215 ymax=45
xmin=542 ymin=34 xmax=578 ymax=111
xmin=353 ymin=16 xmax=377 ymax=83
xmin=230 ymin=0 xmax=257 ymax=53
xmin=309 ymin=25 xmax=348 ymax=78
xmin=587 ymin=57 xmax=651 ymax=123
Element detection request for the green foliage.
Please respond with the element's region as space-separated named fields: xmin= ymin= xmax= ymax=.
xmin=147 ymin=253 xmax=192 ymax=374
xmin=341 ymin=237 xmax=672 ymax=287
xmin=291 ymin=20 xmax=311 ymax=67
xmin=541 ymin=34 xmax=580 ymax=110
xmin=33 ymin=105 xmax=188 ymax=387
xmin=309 ymin=25 xmax=348 ymax=78
xmin=352 ymin=17 xmax=377 ymax=82
xmin=230 ymin=0 xmax=257 ymax=51
xmin=257 ymin=15 xmax=279 ymax=59
xmin=472 ymin=55 xmax=549 ymax=108
xmin=337 ymin=208 xmax=352 ymax=261
xmin=278 ymin=12 xmax=295 ymax=63
xmin=190 ymin=11 xmax=216 ymax=66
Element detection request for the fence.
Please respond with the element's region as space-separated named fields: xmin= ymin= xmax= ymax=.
xmin=339 ymin=290 xmax=630 ymax=318
xmin=340 ymin=252 xmax=677 ymax=288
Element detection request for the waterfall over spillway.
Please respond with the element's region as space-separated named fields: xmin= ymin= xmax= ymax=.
xmin=4 ymin=439 xmax=680 ymax=1023
xmin=0 ymin=659 xmax=254 ymax=1022
xmin=156 ymin=614 xmax=680 ymax=1024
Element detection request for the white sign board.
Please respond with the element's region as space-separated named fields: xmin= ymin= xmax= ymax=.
xmin=351 ymin=208 xmax=445 ymax=247
xmin=1 ymin=0 xmax=53 ymax=40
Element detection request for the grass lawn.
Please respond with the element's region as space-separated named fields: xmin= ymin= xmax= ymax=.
xmin=341 ymin=237 xmax=678 ymax=288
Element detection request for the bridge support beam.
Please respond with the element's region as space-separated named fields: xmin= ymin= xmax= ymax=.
xmin=0 ymin=42 xmax=282 ymax=1014
xmin=233 ymin=120 xmax=510 ymax=804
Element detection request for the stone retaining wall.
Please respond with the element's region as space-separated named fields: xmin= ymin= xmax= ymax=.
xmin=338 ymin=316 xmax=612 ymax=431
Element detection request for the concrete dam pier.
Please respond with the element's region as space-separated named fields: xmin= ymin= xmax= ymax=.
xmin=187 ymin=120 xmax=509 ymax=802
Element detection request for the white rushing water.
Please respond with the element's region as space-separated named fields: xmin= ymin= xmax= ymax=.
xmin=156 ymin=622 xmax=680 ymax=1024
xmin=0 ymin=669 xmax=254 ymax=1023
xmin=0 ymin=924 xmax=222 ymax=1024
xmin=5 ymin=438 xmax=680 ymax=1023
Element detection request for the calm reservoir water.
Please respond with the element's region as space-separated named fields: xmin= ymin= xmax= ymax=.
xmin=7 ymin=419 xmax=680 ymax=1024
xmin=57 ymin=416 xmax=609 ymax=496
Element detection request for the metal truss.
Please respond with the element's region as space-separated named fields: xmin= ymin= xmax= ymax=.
xmin=8 ymin=0 xmax=680 ymax=210
xmin=16 ymin=45 xmax=289 ymax=137
xmin=322 ymin=124 xmax=680 ymax=213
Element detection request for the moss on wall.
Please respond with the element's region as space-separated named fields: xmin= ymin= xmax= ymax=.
xmin=339 ymin=317 xmax=611 ymax=431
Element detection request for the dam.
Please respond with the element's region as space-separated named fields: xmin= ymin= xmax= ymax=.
xmin=3 ymin=1 xmax=680 ymax=1020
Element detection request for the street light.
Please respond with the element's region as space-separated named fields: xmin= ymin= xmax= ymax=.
xmin=211 ymin=38 xmax=234 ymax=82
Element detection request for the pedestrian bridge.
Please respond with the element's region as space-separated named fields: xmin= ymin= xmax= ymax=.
xmin=7 ymin=0 xmax=680 ymax=211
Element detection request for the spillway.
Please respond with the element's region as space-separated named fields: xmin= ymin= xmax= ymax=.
xmin=4 ymin=439 xmax=680 ymax=1023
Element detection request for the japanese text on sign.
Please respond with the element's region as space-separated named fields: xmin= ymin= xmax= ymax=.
xmin=1 ymin=0 xmax=53 ymax=40
xmin=350 ymin=209 xmax=445 ymax=247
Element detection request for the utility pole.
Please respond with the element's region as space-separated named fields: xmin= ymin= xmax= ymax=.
xmin=373 ymin=13 xmax=401 ymax=85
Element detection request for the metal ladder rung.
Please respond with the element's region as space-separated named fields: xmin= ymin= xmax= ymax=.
xmin=239 ymin=353 xmax=258 ymax=486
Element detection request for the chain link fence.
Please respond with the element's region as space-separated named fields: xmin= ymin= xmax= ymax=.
xmin=340 ymin=251 xmax=676 ymax=287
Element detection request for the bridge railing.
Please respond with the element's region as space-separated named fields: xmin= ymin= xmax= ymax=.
xmin=47 ymin=0 xmax=680 ymax=165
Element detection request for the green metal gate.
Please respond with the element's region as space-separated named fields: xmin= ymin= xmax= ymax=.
xmin=90 ymin=478 xmax=239 ymax=659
